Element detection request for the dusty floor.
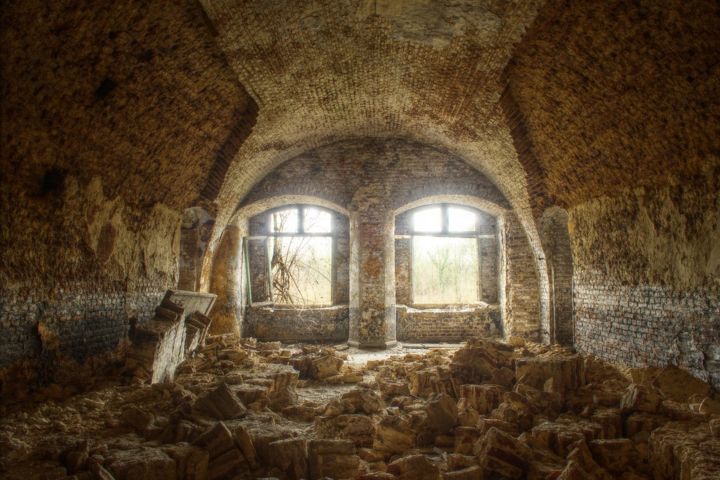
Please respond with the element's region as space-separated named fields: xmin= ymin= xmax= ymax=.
xmin=1 ymin=336 xmax=719 ymax=480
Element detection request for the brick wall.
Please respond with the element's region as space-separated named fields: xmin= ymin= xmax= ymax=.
xmin=503 ymin=213 xmax=541 ymax=339
xmin=0 ymin=280 xmax=164 ymax=387
xmin=539 ymin=207 xmax=574 ymax=345
xmin=570 ymin=181 xmax=720 ymax=387
xmin=397 ymin=305 xmax=501 ymax=343
xmin=574 ymin=269 xmax=720 ymax=387
xmin=226 ymin=138 xmax=543 ymax=344
xmin=244 ymin=306 xmax=349 ymax=343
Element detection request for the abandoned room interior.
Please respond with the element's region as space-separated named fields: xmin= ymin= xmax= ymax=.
xmin=1 ymin=1 xmax=719 ymax=479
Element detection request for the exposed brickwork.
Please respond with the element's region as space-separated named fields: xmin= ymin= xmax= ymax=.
xmin=244 ymin=306 xmax=349 ymax=343
xmin=503 ymin=213 xmax=541 ymax=340
xmin=539 ymin=207 xmax=574 ymax=345
xmin=569 ymin=180 xmax=720 ymax=387
xmin=502 ymin=0 xmax=720 ymax=381
xmin=574 ymin=269 xmax=720 ymax=388
xmin=199 ymin=1 xmax=549 ymax=290
xmin=397 ymin=305 xmax=501 ymax=343
xmin=221 ymin=138 xmax=542 ymax=345
xmin=0 ymin=279 xmax=163 ymax=394
xmin=0 ymin=0 xmax=257 ymax=386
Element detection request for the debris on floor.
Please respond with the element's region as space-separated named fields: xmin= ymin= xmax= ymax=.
xmin=1 ymin=336 xmax=719 ymax=479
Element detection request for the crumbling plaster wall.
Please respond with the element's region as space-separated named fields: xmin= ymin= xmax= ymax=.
xmin=0 ymin=0 xmax=257 ymax=392
xmin=213 ymin=138 xmax=541 ymax=344
xmin=504 ymin=0 xmax=720 ymax=384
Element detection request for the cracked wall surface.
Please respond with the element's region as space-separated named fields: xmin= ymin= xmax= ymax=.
xmin=1 ymin=0 xmax=718 ymax=393
xmin=0 ymin=0 xmax=257 ymax=392
xmin=504 ymin=0 xmax=720 ymax=385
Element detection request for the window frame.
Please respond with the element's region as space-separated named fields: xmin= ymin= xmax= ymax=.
xmin=406 ymin=204 xmax=493 ymax=306
xmin=247 ymin=204 xmax=338 ymax=307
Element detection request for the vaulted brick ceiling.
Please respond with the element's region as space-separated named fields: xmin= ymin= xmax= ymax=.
xmin=199 ymin=0 xmax=546 ymax=238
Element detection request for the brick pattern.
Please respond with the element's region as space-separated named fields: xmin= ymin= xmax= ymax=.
xmin=0 ymin=0 xmax=256 ymax=384
xmin=503 ymin=213 xmax=542 ymax=340
xmin=539 ymin=207 xmax=574 ymax=345
xmin=229 ymin=138 xmax=542 ymax=345
xmin=397 ymin=305 xmax=501 ymax=343
xmin=0 ymin=281 xmax=163 ymax=367
xmin=574 ymin=268 xmax=720 ymax=388
xmin=244 ymin=306 xmax=349 ymax=343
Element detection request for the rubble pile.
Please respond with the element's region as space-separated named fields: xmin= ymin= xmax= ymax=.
xmin=1 ymin=336 xmax=719 ymax=479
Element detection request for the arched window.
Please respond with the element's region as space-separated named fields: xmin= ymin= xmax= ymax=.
xmin=396 ymin=204 xmax=498 ymax=306
xmin=246 ymin=205 xmax=348 ymax=306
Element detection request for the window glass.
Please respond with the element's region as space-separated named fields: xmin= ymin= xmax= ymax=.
xmin=304 ymin=207 xmax=332 ymax=233
xmin=448 ymin=207 xmax=477 ymax=233
xmin=412 ymin=207 xmax=442 ymax=233
xmin=269 ymin=236 xmax=332 ymax=305
xmin=271 ymin=208 xmax=299 ymax=233
xmin=412 ymin=236 xmax=479 ymax=304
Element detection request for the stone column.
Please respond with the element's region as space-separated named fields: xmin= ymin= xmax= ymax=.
xmin=208 ymin=226 xmax=243 ymax=335
xmin=348 ymin=205 xmax=397 ymax=348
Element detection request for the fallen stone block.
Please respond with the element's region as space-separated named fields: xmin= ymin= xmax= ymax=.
xmin=621 ymin=384 xmax=662 ymax=414
xmin=490 ymin=392 xmax=534 ymax=432
xmin=268 ymin=438 xmax=308 ymax=480
xmin=184 ymin=312 xmax=213 ymax=356
xmin=450 ymin=339 xmax=514 ymax=386
xmin=473 ymin=427 xmax=532 ymax=479
xmin=105 ymin=447 xmax=177 ymax=480
xmin=316 ymin=413 xmax=376 ymax=447
xmin=459 ymin=384 xmax=506 ymax=414
xmin=192 ymin=422 xmax=236 ymax=459
xmin=515 ymin=351 xmax=584 ymax=398
xmin=423 ymin=393 xmax=458 ymax=435
xmin=454 ymin=426 xmax=481 ymax=455
xmin=207 ymin=447 xmax=246 ymax=480
xmin=193 ymin=383 xmax=247 ymax=419
xmin=126 ymin=299 xmax=186 ymax=384
xmin=557 ymin=440 xmax=613 ymax=480
xmin=589 ymin=438 xmax=637 ymax=474
xmin=161 ymin=443 xmax=209 ymax=480
xmin=308 ymin=439 xmax=361 ymax=480
xmin=387 ymin=454 xmax=441 ymax=480
xmin=232 ymin=423 xmax=258 ymax=469
xmin=442 ymin=465 xmax=481 ymax=480
xmin=324 ymin=387 xmax=384 ymax=416
xmin=525 ymin=419 xmax=602 ymax=458
xmin=267 ymin=368 xmax=300 ymax=409
xmin=374 ymin=415 xmax=416 ymax=454
xmin=409 ymin=367 xmax=453 ymax=397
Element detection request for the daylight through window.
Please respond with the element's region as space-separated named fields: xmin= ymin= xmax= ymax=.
xmin=410 ymin=205 xmax=484 ymax=305
xmin=267 ymin=206 xmax=333 ymax=305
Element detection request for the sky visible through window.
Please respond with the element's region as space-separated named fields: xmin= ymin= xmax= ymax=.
xmin=411 ymin=206 xmax=480 ymax=304
xmin=269 ymin=207 xmax=333 ymax=305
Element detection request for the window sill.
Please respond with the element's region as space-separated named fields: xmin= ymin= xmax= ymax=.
xmin=248 ymin=304 xmax=348 ymax=312
xmin=401 ymin=303 xmax=498 ymax=313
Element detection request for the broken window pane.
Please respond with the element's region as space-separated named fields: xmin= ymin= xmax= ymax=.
xmin=412 ymin=207 xmax=442 ymax=233
xmin=412 ymin=236 xmax=479 ymax=304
